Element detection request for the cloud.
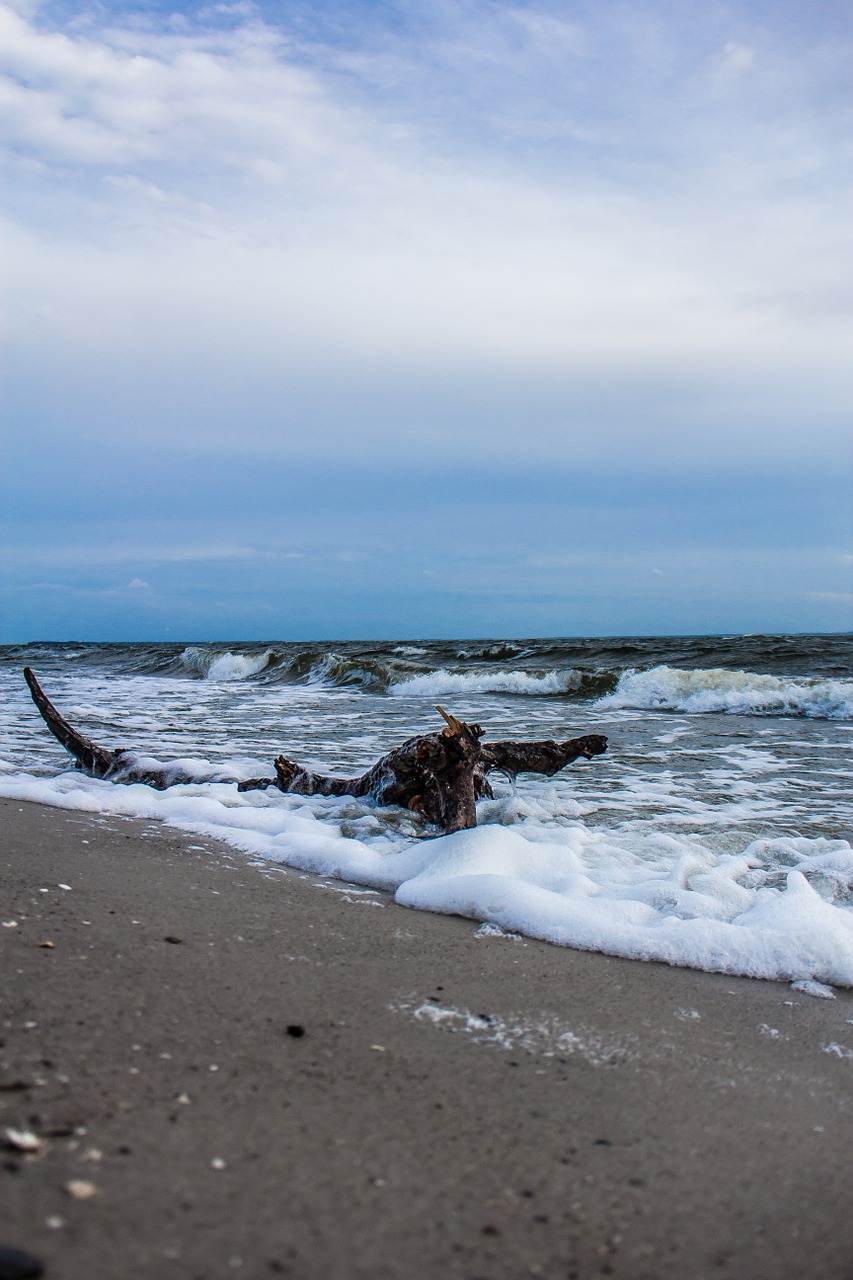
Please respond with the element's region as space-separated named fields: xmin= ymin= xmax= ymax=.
xmin=715 ymin=40 xmax=756 ymax=77
xmin=0 ymin=541 xmax=270 ymax=567
xmin=3 ymin=1 xmax=851 ymax=475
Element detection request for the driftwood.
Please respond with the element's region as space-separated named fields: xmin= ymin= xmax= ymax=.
xmin=23 ymin=667 xmax=209 ymax=789
xmin=23 ymin=668 xmax=607 ymax=833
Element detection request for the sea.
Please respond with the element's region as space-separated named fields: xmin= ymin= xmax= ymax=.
xmin=2 ymin=635 xmax=852 ymax=988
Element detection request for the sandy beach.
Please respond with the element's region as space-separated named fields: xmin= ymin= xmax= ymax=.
xmin=2 ymin=796 xmax=853 ymax=1280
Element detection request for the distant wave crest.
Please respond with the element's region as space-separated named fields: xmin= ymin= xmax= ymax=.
xmin=598 ymin=666 xmax=853 ymax=719
xmin=455 ymin=643 xmax=533 ymax=662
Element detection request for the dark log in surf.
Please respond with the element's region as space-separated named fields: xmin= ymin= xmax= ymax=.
xmin=240 ymin=707 xmax=487 ymax=833
xmin=24 ymin=666 xmax=129 ymax=780
xmin=478 ymin=736 xmax=607 ymax=779
xmin=23 ymin=667 xmax=199 ymax=790
xmin=238 ymin=706 xmax=608 ymax=834
xmin=24 ymin=669 xmax=607 ymax=833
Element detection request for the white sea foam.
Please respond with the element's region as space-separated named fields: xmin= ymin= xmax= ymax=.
xmin=2 ymin=767 xmax=852 ymax=988
xmin=392 ymin=998 xmax=634 ymax=1064
xmin=598 ymin=666 xmax=853 ymax=719
xmin=822 ymin=1042 xmax=853 ymax=1059
xmin=791 ymin=979 xmax=835 ymax=999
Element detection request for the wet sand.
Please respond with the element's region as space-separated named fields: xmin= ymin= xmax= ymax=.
xmin=2 ymin=796 xmax=853 ymax=1280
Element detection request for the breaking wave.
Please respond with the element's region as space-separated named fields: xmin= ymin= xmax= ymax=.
xmin=598 ymin=666 xmax=853 ymax=720
xmin=176 ymin=646 xmax=431 ymax=692
xmin=304 ymin=653 xmax=420 ymax=693
xmin=389 ymin=668 xmax=618 ymax=699
xmin=173 ymin=647 xmax=618 ymax=698
xmin=180 ymin=647 xmax=276 ymax=681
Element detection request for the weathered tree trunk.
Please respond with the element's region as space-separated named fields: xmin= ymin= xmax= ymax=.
xmin=24 ymin=669 xmax=607 ymax=833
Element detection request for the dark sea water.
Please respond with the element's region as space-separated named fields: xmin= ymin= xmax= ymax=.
xmin=2 ymin=635 xmax=851 ymax=985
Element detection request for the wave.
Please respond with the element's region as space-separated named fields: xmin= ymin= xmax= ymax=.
xmin=455 ymin=642 xmax=533 ymax=662
xmin=598 ymin=666 xmax=853 ymax=720
xmin=389 ymin=667 xmax=618 ymax=699
xmin=304 ymin=652 xmax=423 ymax=693
xmin=176 ymin=646 xmax=434 ymax=692
xmin=179 ymin=646 xmax=277 ymax=681
xmin=171 ymin=647 xmax=622 ymax=698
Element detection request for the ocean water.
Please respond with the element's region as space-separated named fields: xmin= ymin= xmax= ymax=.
xmin=1 ymin=635 xmax=851 ymax=987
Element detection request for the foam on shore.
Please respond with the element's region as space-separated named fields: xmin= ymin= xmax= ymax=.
xmin=2 ymin=768 xmax=851 ymax=988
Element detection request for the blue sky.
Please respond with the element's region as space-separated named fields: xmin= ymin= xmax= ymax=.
xmin=1 ymin=0 xmax=851 ymax=640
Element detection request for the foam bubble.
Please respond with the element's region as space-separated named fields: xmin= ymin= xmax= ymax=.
xmin=791 ymin=979 xmax=835 ymax=999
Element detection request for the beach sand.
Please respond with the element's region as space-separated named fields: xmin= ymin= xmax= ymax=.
xmin=2 ymin=797 xmax=852 ymax=1280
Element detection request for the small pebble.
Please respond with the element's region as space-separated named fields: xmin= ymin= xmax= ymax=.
xmin=64 ymin=1180 xmax=97 ymax=1200
xmin=210 ymin=1157 xmax=226 ymax=1171
xmin=3 ymin=1130 xmax=41 ymax=1154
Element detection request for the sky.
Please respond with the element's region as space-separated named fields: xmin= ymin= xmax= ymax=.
xmin=1 ymin=0 xmax=852 ymax=641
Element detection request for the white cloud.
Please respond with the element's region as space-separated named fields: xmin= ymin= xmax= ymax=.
xmin=717 ymin=40 xmax=756 ymax=76
xmin=2 ymin=0 xmax=852 ymax=468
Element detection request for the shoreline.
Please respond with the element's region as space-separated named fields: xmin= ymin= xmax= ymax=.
xmin=3 ymin=798 xmax=853 ymax=1279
